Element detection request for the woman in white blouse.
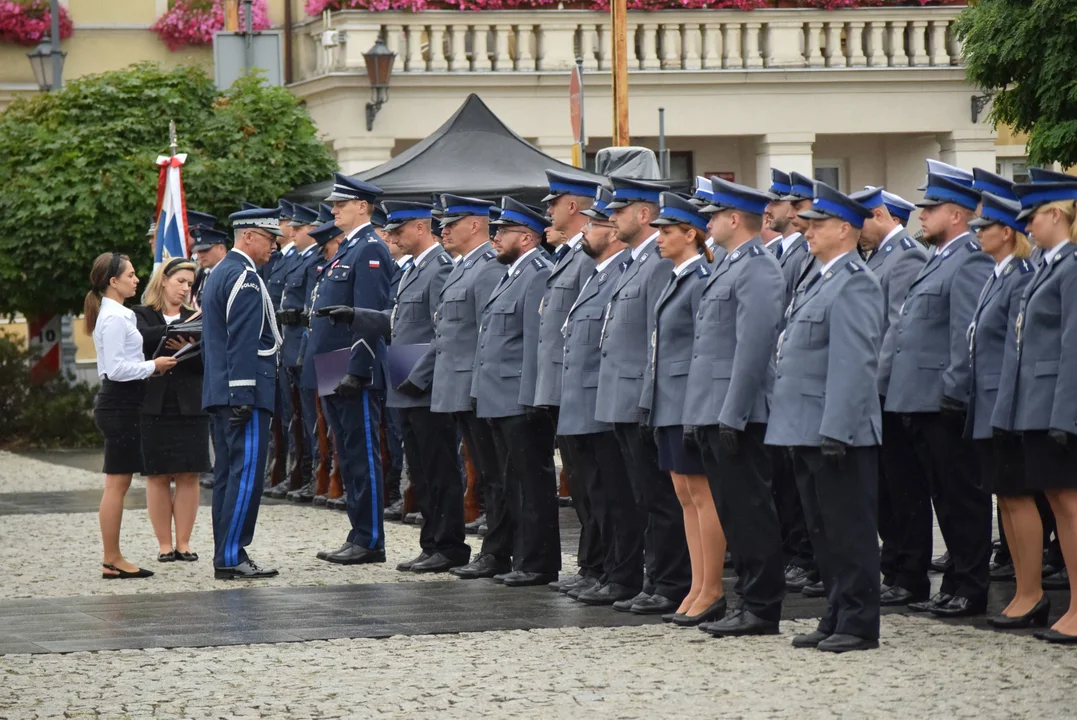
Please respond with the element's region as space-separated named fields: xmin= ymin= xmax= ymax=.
xmin=85 ymin=253 xmax=176 ymax=579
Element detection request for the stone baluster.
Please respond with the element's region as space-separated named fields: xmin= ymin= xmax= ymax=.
xmin=493 ymin=23 xmax=512 ymax=71
xmin=805 ymin=20 xmax=824 ymax=68
xmin=402 ymin=23 xmax=422 ymax=72
xmin=701 ymin=21 xmax=721 ymax=70
xmin=927 ymin=19 xmax=951 ymax=66
xmin=628 ymin=24 xmax=641 ymax=70
xmin=640 ymin=22 xmax=659 ymax=70
xmin=846 ymin=20 xmax=867 ymax=66
xmin=885 ymin=20 xmax=904 ymax=67
xmin=722 ymin=22 xmax=742 ymax=69
xmin=823 ymin=22 xmax=845 ymax=68
xmin=865 ymin=21 xmax=886 ymax=67
xmin=743 ymin=21 xmax=763 ymax=68
xmin=447 ymin=23 xmax=468 ymax=71
xmin=517 ymin=24 xmax=536 ymax=71
xmin=596 ymin=22 xmax=609 ymax=71
xmin=907 ymin=19 xmax=928 ymax=66
xmin=428 ymin=24 xmax=449 ymax=71
xmin=659 ymin=23 xmax=680 ymax=69
xmin=683 ymin=23 xmax=702 ymax=70
xmin=580 ymin=23 xmax=599 ymax=71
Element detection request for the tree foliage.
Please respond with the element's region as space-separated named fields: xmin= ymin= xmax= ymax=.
xmin=0 ymin=63 xmax=337 ymax=317
xmin=954 ymin=0 xmax=1077 ymax=168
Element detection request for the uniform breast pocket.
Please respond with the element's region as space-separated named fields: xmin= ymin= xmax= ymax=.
xmin=493 ymin=301 xmax=519 ymax=335
xmin=553 ymin=276 xmax=578 ymax=311
xmin=327 ymin=266 xmax=352 ymax=283
xmin=916 ymin=282 xmax=946 ymax=318
xmin=575 ymin=307 xmax=605 ymax=345
xmin=711 ymin=285 xmax=735 ymax=323
xmin=440 ymin=286 xmax=468 ymax=322
xmin=616 ymin=285 xmax=643 ymax=323
xmin=399 ymin=289 xmax=426 ymax=321
xmin=798 ymin=307 xmax=828 ymax=347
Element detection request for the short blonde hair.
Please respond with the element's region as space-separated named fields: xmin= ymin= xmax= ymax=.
xmin=142 ymin=258 xmax=197 ymax=312
xmin=1013 ymin=231 xmax=1031 ymax=259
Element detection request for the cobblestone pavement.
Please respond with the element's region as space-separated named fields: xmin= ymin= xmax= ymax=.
xmin=0 ymin=451 xmax=112 ymax=493
xmin=3 ymin=617 xmax=1076 ymax=719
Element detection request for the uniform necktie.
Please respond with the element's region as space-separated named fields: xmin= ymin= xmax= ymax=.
xmin=775 ymin=242 xmax=784 ymax=260
xmin=555 ymin=245 xmax=570 ymax=263
xmin=622 ymin=256 xmax=634 ymax=271
xmin=497 ymin=271 xmax=511 ymax=288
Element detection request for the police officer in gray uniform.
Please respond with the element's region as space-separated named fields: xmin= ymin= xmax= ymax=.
xmin=777 ymin=172 xmax=815 ymax=306
xmin=850 ymin=186 xmax=930 ymax=605
xmin=533 ymin=170 xmax=601 ymax=590
xmin=886 ymin=171 xmax=995 ymax=617
xmin=471 ymin=198 xmax=560 ymax=587
xmin=557 ymin=187 xmax=640 ymax=605
xmin=595 ymin=176 xmax=692 ymax=613
xmin=766 ymin=182 xmax=884 ymax=653
xmin=687 ymin=178 xmax=787 ymax=638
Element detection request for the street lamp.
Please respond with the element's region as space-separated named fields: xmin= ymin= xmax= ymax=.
xmin=363 ymin=37 xmax=396 ymax=132
xmin=26 ymin=38 xmax=65 ymax=92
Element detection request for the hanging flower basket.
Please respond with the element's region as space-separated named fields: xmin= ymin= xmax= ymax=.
xmin=151 ymin=0 xmax=271 ymax=51
xmin=0 ymin=0 xmax=74 ymax=46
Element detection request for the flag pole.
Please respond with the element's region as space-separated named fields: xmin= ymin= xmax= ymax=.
xmin=611 ymin=0 xmax=629 ymax=146
xmin=169 ymin=119 xmax=178 ymax=157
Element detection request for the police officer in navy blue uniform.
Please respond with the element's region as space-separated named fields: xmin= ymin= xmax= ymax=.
xmin=766 ymin=183 xmax=884 ymax=653
xmin=201 ymin=208 xmax=284 ymax=579
xmin=190 ymin=225 xmax=230 ymax=309
xmin=307 ymin=173 xmax=394 ymax=565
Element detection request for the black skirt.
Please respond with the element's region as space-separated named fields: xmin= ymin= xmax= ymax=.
xmin=140 ymin=391 xmax=211 ymax=476
xmin=976 ymin=435 xmax=1029 ymax=497
xmin=1023 ymin=430 xmax=1077 ymax=491
xmin=656 ymin=425 xmax=706 ymax=475
xmin=93 ymin=379 xmax=146 ymax=475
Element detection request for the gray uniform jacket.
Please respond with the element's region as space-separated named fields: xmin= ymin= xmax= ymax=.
xmin=557 ymin=249 xmax=632 ymax=436
xmin=765 ymin=252 xmax=884 ymax=447
xmin=965 ymin=257 xmax=1034 ymax=438
xmin=533 ymin=237 xmax=596 ymax=408
xmin=683 ymin=238 xmax=784 ymax=429
xmin=866 ymin=228 xmax=929 ymax=397
xmin=643 ymin=258 xmax=711 ymax=428
xmin=1006 ymin=244 xmax=1077 ymax=432
xmin=779 ymin=233 xmax=810 ymax=308
xmin=430 ymin=242 xmax=502 ymax=414
xmin=884 ymin=233 xmax=995 ymax=413
xmin=386 ymin=245 xmax=455 ymax=409
xmin=471 ymin=249 xmax=552 ymax=419
xmin=595 ymin=237 xmax=674 ymax=424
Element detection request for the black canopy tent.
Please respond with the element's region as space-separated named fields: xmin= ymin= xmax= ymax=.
xmin=286 ymin=94 xmax=607 ymax=206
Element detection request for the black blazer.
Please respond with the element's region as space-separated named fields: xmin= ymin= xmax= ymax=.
xmin=132 ymin=305 xmax=206 ymax=417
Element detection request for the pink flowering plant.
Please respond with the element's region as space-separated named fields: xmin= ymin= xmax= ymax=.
xmin=0 ymin=0 xmax=73 ymax=45
xmin=151 ymin=0 xmax=271 ymax=51
xmin=305 ymin=0 xmax=943 ymax=11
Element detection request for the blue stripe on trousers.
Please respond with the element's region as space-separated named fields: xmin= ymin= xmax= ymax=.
xmin=230 ymin=409 xmax=260 ymax=566
xmin=362 ymin=391 xmax=379 ymax=549
xmin=224 ymin=412 xmax=255 ymax=567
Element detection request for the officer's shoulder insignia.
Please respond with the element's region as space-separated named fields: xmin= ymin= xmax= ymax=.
xmin=639 ymin=252 xmax=650 ymax=264
xmin=464 ymin=260 xmax=475 ymax=269
xmin=845 ymin=261 xmax=862 ymax=274
xmin=730 ymin=250 xmax=742 ymax=262
xmin=749 ymin=245 xmax=764 ymax=257
xmin=619 ymin=260 xmax=631 ymax=272
xmin=437 ymin=253 xmax=453 ymax=266
xmin=695 ymin=264 xmax=710 ymax=278
xmin=596 ymin=272 xmax=608 ymax=285
xmin=530 ymin=255 xmax=547 ymax=271
xmin=483 ymin=249 xmax=496 ymax=261
xmin=965 ymin=240 xmax=980 ymax=252
xmin=900 ymin=237 xmax=915 ymax=250
xmin=1019 ymin=260 xmax=1033 ymax=273
xmin=346 ymin=238 xmax=358 ymax=249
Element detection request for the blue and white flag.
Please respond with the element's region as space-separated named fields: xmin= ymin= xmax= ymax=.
xmin=153 ymin=153 xmax=189 ymax=265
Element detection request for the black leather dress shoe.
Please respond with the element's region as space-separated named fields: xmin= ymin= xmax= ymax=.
xmin=908 ymin=591 xmax=953 ymax=613
xmin=326 ymin=546 xmax=386 ymax=565
xmin=672 ymin=597 xmax=727 ymax=627
xmin=1039 ymin=629 xmax=1077 ymax=644
xmin=699 ymin=608 xmax=779 ymax=637
xmin=214 ymin=559 xmax=278 ymax=580
xmin=630 ymin=594 xmax=679 ymax=615
xmin=476 ymin=524 xmax=488 ymax=536
xmin=492 ymin=570 xmax=515 ymax=584
xmin=327 ymin=497 xmax=347 ymax=511
xmin=801 ymin=580 xmax=826 ymax=598
xmin=267 ymin=483 xmax=291 ymax=500
xmin=930 ymin=551 xmax=952 ymax=574
xmin=411 ymin=553 xmax=468 ymax=574
xmin=987 ymin=595 xmax=1050 ymax=629
xmin=785 ymin=566 xmax=817 ymax=592
xmin=577 ymin=583 xmax=638 ymax=606
xmin=989 ymin=561 xmax=1016 ymax=581
xmin=817 ymin=633 xmax=879 ymax=653
xmin=287 ymin=482 xmax=315 ymax=503
xmin=791 ymin=630 xmax=830 ymax=648
xmin=384 ymin=499 xmax=404 ymax=521
xmin=549 ymin=573 xmax=584 ymax=592
xmin=880 ymin=586 xmax=928 ymax=606
xmin=464 ymin=513 xmax=487 ymax=535
xmin=930 ymin=595 xmax=987 ymax=618
xmin=404 ymin=512 xmax=424 ymax=525
xmin=1043 ymin=568 xmax=1069 ymax=590
xmin=312 ymin=494 xmax=329 ymax=507
xmin=501 ymin=571 xmax=559 ymax=587
xmin=317 ymin=542 xmax=352 ymax=561
xmin=450 ymin=554 xmax=510 ymax=579
xmin=566 ymin=576 xmax=599 ymax=598
xmin=397 ymin=552 xmax=431 ymax=571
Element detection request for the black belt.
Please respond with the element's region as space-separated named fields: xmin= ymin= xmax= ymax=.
xmin=276 ymin=309 xmax=308 ymax=326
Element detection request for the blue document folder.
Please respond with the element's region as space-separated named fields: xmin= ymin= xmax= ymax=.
xmin=387 ymin=343 xmax=429 ymax=388
xmin=313 ymin=347 xmax=351 ymax=397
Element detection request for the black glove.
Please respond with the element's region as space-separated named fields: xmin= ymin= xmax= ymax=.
xmin=939 ymin=395 xmax=967 ymax=419
xmin=639 ymin=408 xmax=653 ymax=432
xmin=820 ymin=436 xmax=848 ymax=464
xmin=315 ymin=305 xmax=355 ymax=326
xmin=718 ymin=423 xmax=742 ymax=457
xmin=396 ymin=378 xmax=426 ymax=398
xmin=275 ymin=309 xmax=300 ymax=325
xmin=683 ymin=425 xmax=700 ymax=452
xmin=1048 ymin=429 xmax=1072 ymax=448
xmin=334 ymin=374 xmax=366 ymax=399
xmin=470 ymin=396 xmax=478 ymax=413
xmin=230 ymin=405 xmax=253 ymax=427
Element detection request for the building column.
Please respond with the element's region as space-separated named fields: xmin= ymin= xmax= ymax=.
xmin=536 ymin=136 xmax=579 ymax=166
xmin=335 ymin=135 xmax=396 ymax=174
xmin=755 ymin=133 xmax=815 ymax=188
xmin=936 ymin=128 xmax=997 ymax=173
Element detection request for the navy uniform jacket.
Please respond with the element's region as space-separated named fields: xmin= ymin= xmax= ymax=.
xmin=1006 ymin=244 xmax=1077 ymax=432
xmin=866 ymin=228 xmax=928 ymax=397
xmin=430 ymin=242 xmax=502 ymax=414
xmin=266 ymin=245 xmax=296 ymax=311
xmin=259 ymin=247 xmax=283 ymax=284
xmin=279 ymin=245 xmax=320 ymax=368
xmin=201 ymin=249 xmax=282 ymax=412
xmin=557 ymin=249 xmax=632 ymax=436
xmin=683 ymin=238 xmax=784 ymax=429
xmin=884 ymin=233 xmax=995 ymax=413
xmin=643 ymin=258 xmax=711 ymax=427
xmin=533 ymin=237 xmax=596 ymax=408
xmin=386 ymin=245 xmax=454 ymax=409
xmin=965 ymin=257 xmax=1034 ymax=438
xmin=765 ymin=252 xmax=884 ymax=447
xmin=595 ymin=237 xmax=674 ymax=424
xmin=301 ymin=224 xmax=393 ymax=391
xmin=471 ymin=249 xmax=551 ymax=419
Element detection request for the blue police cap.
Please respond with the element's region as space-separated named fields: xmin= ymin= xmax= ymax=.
xmin=309 ymin=220 xmax=342 ymax=247
xmin=581 ymin=186 xmax=615 ymax=222
xmin=604 ymin=176 xmax=668 ymax=209
xmin=849 ymin=186 xmax=884 ymax=211
xmin=1014 ymin=180 xmax=1077 ymax=221
xmin=780 ymin=171 xmax=814 ymax=202
xmin=1029 ymin=167 xmax=1075 ymax=183
xmin=687 ymin=176 xmax=713 ymax=209
xmin=186 ymin=210 xmax=217 ymax=230
xmin=316 ymin=203 xmax=334 ymax=225
xmin=491 ymin=197 xmax=550 ymax=235
xmin=917 ymin=159 xmax=975 ymax=191
xmin=542 ymin=169 xmax=602 ymax=203
xmin=190 ymin=225 xmax=230 ymax=253
xmin=917 ymin=173 xmax=981 ymax=211
xmin=701 ymin=176 xmax=771 ymax=216
xmin=876 ymin=188 xmax=915 ymax=223
xmin=240 ymin=201 xmax=261 ymax=211
xmin=440 ymin=194 xmax=496 ymax=223
xmin=381 ymin=201 xmax=433 ymax=232
xmin=970 ymin=192 xmax=1025 ymax=233
xmin=371 ymin=206 xmax=388 ymax=229
xmin=798 ymin=181 xmax=872 ymax=229
xmin=324 ymin=172 xmax=383 ymax=203
xmin=651 ymin=192 xmax=709 ymax=233
xmin=767 ymin=168 xmax=792 ymax=200
xmin=972 ymin=168 xmax=1016 ymax=201
xmin=277 ymin=199 xmax=295 ymax=220
xmin=229 ymin=207 xmax=282 ymax=234
xmin=488 ymin=205 xmax=502 ymax=239
xmin=288 ymin=204 xmax=319 ymax=227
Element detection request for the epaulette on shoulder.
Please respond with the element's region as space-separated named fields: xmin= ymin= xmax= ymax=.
xmin=696 ymin=263 xmax=710 ymax=278
xmin=530 ymin=255 xmax=548 ymax=271
xmin=1019 ymin=259 xmax=1034 ymax=274
xmin=900 ymin=237 xmax=915 ymax=250
xmin=749 ymin=245 xmax=764 ymax=257
xmin=845 ymin=261 xmax=862 ymax=274
xmin=483 ymin=249 xmax=496 ymax=261
xmin=965 ymin=240 xmax=981 ymax=252
xmin=437 ymin=253 xmax=453 ymax=266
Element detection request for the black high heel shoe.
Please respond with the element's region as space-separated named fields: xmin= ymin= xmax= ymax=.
xmin=102 ymin=564 xmax=154 ymax=580
xmin=986 ymin=595 xmax=1050 ymax=629
xmin=672 ymin=596 xmax=727 ymax=627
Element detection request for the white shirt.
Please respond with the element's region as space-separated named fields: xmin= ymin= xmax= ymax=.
xmin=231 ymin=248 xmax=256 ymax=269
xmin=1043 ymin=240 xmax=1069 ymax=266
xmin=673 ymin=254 xmax=703 ymax=277
xmin=344 ymin=222 xmax=372 ymax=244
xmin=780 ymin=231 xmax=803 ymax=256
xmin=994 ymin=254 xmax=1015 ymax=278
xmin=162 ymin=312 xmax=180 ymax=324
xmin=507 ymin=247 xmax=540 ymax=277
xmin=763 ymin=236 xmax=782 ymax=251
xmin=462 ymin=243 xmax=488 ymax=263
xmin=396 ymin=254 xmax=413 ymax=268
xmin=817 ymin=250 xmax=854 ymax=279
xmin=881 ymin=225 xmax=905 ymax=247
xmin=411 ymin=244 xmax=439 ymax=268
xmin=93 ymin=297 xmax=156 ymax=382
xmin=632 ymin=233 xmax=659 ymax=261
xmin=934 ymin=232 xmax=968 ymax=257
xmin=280 ymin=242 xmax=295 ymax=257
xmin=575 ymin=251 xmax=622 ymax=300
